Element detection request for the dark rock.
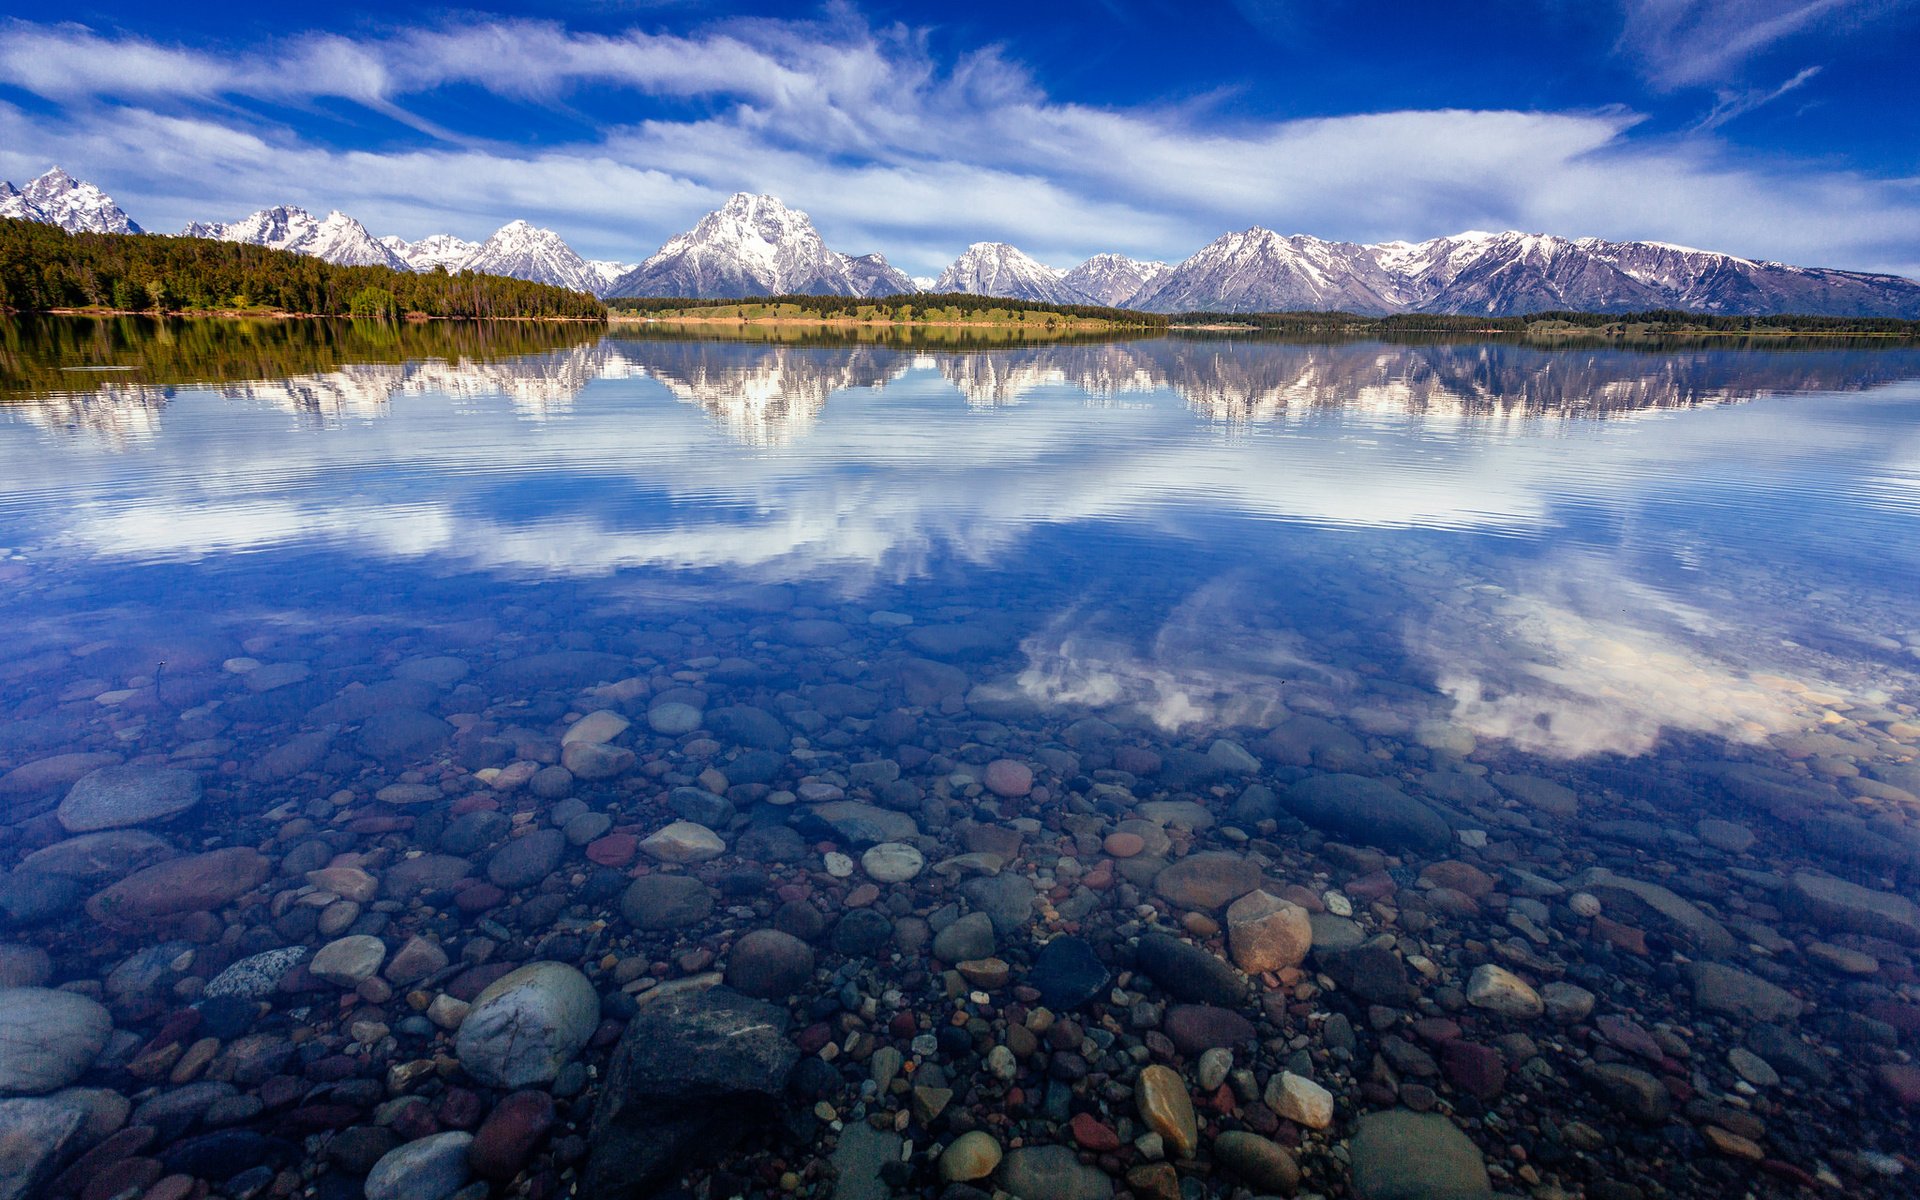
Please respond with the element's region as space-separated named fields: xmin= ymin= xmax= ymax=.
xmin=724 ymin=929 xmax=815 ymax=999
xmin=486 ymin=829 xmax=566 ymax=889
xmin=1135 ymin=933 xmax=1249 ymax=1006
xmin=1028 ymin=936 xmax=1110 ymax=1010
xmin=471 ymin=1091 xmax=556 ymax=1182
xmin=1316 ymin=944 xmax=1412 ymax=1006
xmin=704 ymin=707 xmax=790 ymax=751
xmin=357 ymin=709 xmax=452 ymax=763
xmin=1163 ymin=1005 xmax=1256 ymax=1055
xmin=621 ymin=875 xmax=714 ymax=932
xmin=832 ymin=910 xmax=894 ymax=957
xmin=1284 ymin=775 xmax=1451 ymax=855
xmin=585 ymin=986 xmax=799 ymax=1200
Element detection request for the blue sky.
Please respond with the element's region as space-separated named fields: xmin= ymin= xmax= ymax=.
xmin=2 ymin=1 xmax=1916 ymax=276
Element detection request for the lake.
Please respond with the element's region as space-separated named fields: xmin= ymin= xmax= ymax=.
xmin=1 ymin=315 xmax=1918 ymax=1199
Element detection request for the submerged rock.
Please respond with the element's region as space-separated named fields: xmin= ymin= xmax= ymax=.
xmin=455 ymin=961 xmax=600 ymax=1087
xmin=585 ymin=985 xmax=798 ymax=1200
xmin=1347 ymin=1109 xmax=1491 ymax=1200
xmin=0 ymin=988 xmax=112 ymax=1094
xmin=56 ymin=765 xmax=202 ymax=833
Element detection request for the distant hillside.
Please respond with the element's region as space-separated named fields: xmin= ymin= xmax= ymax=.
xmin=0 ymin=218 xmax=606 ymax=320
xmin=1172 ymin=307 xmax=1920 ymax=337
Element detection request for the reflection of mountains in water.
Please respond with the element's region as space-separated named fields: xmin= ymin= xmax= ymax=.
xmin=633 ymin=342 xmax=910 ymax=445
xmin=11 ymin=329 xmax=1920 ymax=447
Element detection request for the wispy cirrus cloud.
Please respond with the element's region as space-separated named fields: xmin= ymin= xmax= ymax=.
xmin=0 ymin=10 xmax=1916 ymax=278
xmin=1611 ymin=0 xmax=1903 ymax=88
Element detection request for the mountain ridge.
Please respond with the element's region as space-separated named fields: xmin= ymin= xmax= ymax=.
xmin=8 ymin=166 xmax=1919 ymax=317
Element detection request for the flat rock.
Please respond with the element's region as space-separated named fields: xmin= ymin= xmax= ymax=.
xmin=861 ymin=842 xmax=924 ymax=883
xmin=563 ymin=710 xmax=630 ymax=746
xmin=1153 ymin=852 xmax=1262 ymax=911
xmin=802 ymin=802 xmax=919 ymax=847
xmin=1685 ymin=961 xmax=1803 ymax=1022
xmin=1491 ymin=773 xmax=1578 ymax=818
xmin=621 ymin=875 xmax=713 ymax=931
xmin=1028 ymin=936 xmax=1109 ymax=1010
xmin=1465 ymin=964 xmax=1542 ymax=1019
xmin=961 ymin=874 xmax=1038 ymax=935
xmin=311 ymin=935 xmax=387 ymax=987
xmin=1786 ymin=871 xmax=1920 ymax=945
xmin=1284 ymin=774 xmax=1451 ymax=855
xmin=641 ymin=822 xmax=725 ymax=863
xmin=996 ymin=1144 xmax=1114 ymax=1200
xmin=19 ymin=831 xmax=173 ymax=882
xmin=1576 ymin=869 xmax=1737 ymax=958
xmin=1316 ymin=943 xmax=1412 ymax=1006
xmin=56 ymin=766 xmax=201 ymax=833
xmin=357 ymin=709 xmax=452 ymax=763
xmin=704 ymin=706 xmax=789 ymax=751
xmin=86 ymin=847 xmax=270 ymax=929
xmin=0 ymin=988 xmax=112 ymax=1094
xmin=1211 ymin=1131 xmax=1299 ymax=1194
xmin=1347 ymin=1109 xmax=1492 ymax=1200
xmin=1263 ymin=1071 xmax=1333 ymax=1130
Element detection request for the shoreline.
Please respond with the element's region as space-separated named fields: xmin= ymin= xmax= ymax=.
xmin=19 ymin=307 xmax=607 ymax=323
xmin=609 ymin=313 xmax=1157 ymax=331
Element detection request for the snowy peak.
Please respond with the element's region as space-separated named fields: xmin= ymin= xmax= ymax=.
xmin=606 ymin=192 xmax=913 ymax=300
xmin=0 ymin=166 xmax=143 ymax=234
xmin=932 ymin=243 xmax=1093 ymax=306
xmin=186 ymin=205 xmax=407 ymax=271
xmin=382 ymin=233 xmax=479 ymax=273
xmin=460 ymin=220 xmax=605 ymax=295
xmin=1060 ymin=253 xmax=1171 ymax=307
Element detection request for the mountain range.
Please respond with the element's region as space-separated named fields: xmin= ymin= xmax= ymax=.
xmin=5 ymin=166 xmax=1919 ymax=317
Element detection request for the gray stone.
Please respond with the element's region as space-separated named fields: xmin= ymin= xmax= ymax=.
xmin=996 ymin=1144 xmax=1114 ymax=1200
xmin=311 ymin=935 xmax=388 ymax=987
xmin=204 ymin=947 xmax=309 ymax=1000
xmin=56 ymin=766 xmax=201 ymax=833
xmin=456 ymin=962 xmax=601 ymax=1088
xmin=0 ymin=1096 xmax=88 ymax=1200
xmin=1284 ymin=774 xmax=1451 ymax=855
xmin=804 ymin=801 xmax=918 ymax=847
xmin=19 ymin=831 xmax=173 ymax=882
xmin=364 ymin=1131 xmax=474 ymax=1200
xmin=1576 ymin=869 xmax=1737 ymax=958
xmin=0 ymin=947 xmax=51 ymax=990
xmin=1152 ymin=852 xmax=1262 ymax=911
xmin=487 ymin=829 xmax=567 ymax=889
xmin=831 ymin=1120 xmax=903 ymax=1200
xmin=933 ymin=912 xmax=997 ymax=963
xmin=1347 ymin=1109 xmax=1492 ymax=1200
xmin=705 ymin=706 xmax=789 ymax=751
xmin=961 ymin=874 xmax=1038 ymax=935
xmin=1685 ymin=961 xmax=1803 ymax=1023
xmin=621 ymin=875 xmax=714 ymax=932
xmin=1583 ymin=1062 xmax=1670 ymax=1123
xmin=0 ymin=988 xmax=112 ymax=1094
xmin=357 ymin=709 xmax=453 ymax=763
xmin=724 ymin=929 xmax=815 ymax=999
xmin=1786 ymin=871 xmax=1920 ymax=945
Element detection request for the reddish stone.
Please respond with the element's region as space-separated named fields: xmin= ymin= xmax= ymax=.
xmin=1866 ymin=1000 xmax=1920 ymax=1036
xmin=1592 ymin=916 xmax=1648 ymax=955
xmin=143 ymin=1010 xmax=203 ymax=1054
xmin=844 ymin=884 xmax=880 ymax=907
xmin=1069 ymin=1112 xmax=1121 ymax=1151
xmin=447 ymin=963 xmax=518 ymax=1001
xmin=889 ymin=1012 xmax=918 ymax=1038
xmin=1876 ymin=1063 xmax=1920 ymax=1106
xmin=436 ymin=1088 xmax=486 ymax=1129
xmin=1082 ymin=862 xmax=1114 ymax=891
xmin=454 ymin=883 xmax=506 ymax=913
xmin=449 ymin=794 xmax=498 ymax=816
xmin=52 ymin=1126 xmax=157 ymax=1194
xmin=1163 ymin=1005 xmax=1256 ymax=1056
xmin=143 ymin=1175 xmax=197 ymax=1200
xmin=1759 ymin=1160 xmax=1820 ymax=1188
xmin=1411 ymin=1017 xmax=1462 ymax=1045
xmin=470 ymin=1090 xmax=556 ymax=1181
xmin=775 ymin=884 xmax=810 ymax=904
xmin=1243 ymin=1104 xmax=1279 ymax=1135
xmin=1346 ymin=871 xmax=1399 ymax=903
xmin=586 ymin=834 xmax=638 ymax=867
xmin=1203 ymin=1083 xmax=1237 ymax=1114
xmin=984 ymin=760 xmax=1033 ymax=799
xmin=1596 ymin=1015 xmax=1664 ymax=1062
xmin=1419 ymin=860 xmax=1495 ymax=899
xmin=257 ymin=1077 xmax=304 ymax=1109
xmin=796 ymin=1023 xmax=833 ymax=1054
xmin=1440 ymin=1040 xmax=1507 ymax=1100
xmin=388 ymin=1099 xmax=440 ymax=1142
xmin=347 ymin=816 xmax=413 ymax=834
xmin=81 ymin=1158 xmax=162 ymax=1200
xmin=1114 ymin=746 xmax=1162 ymax=775
xmin=86 ymin=848 xmax=271 ymax=929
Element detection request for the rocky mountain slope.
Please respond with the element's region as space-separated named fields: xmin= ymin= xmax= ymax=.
xmin=185 ymin=206 xmax=409 ymax=271
xmin=0 ymin=167 xmax=143 ymax=235
xmin=931 ymin=243 xmax=1092 ymax=306
xmin=1060 ymin=253 xmax=1171 ymax=307
xmin=606 ymin=194 xmax=914 ymax=299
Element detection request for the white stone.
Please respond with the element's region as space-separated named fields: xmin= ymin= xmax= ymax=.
xmin=641 ymin=821 xmax=725 ymax=863
xmin=310 ymin=935 xmax=388 ymax=987
xmin=648 ymin=702 xmax=703 ymax=735
xmin=824 ymin=852 xmax=855 ymax=878
xmin=563 ymin=710 xmax=630 ymax=746
xmin=1465 ymin=964 xmax=1543 ymax=1019
xmin=861 ymin=843 xmax=925 ymax=883
xmin=1263 ymin=1071 xmax=1333 ymax=1130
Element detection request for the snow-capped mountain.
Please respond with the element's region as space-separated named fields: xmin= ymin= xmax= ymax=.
xmin=931 ymin=243 xmax=1094 ymax=306
xmin=0 ymin=167 xmax=143 ymax=234
xmin=458 ymin=220 xmax=608 ymax=296
xmin=1135 ymin=228 xmax=1920 ymax=317
xmin=381 ymin=233 xmax=479 ymax=273
xmin=1060 ymin=254 xmax=1171 ymax=307
xmin=606 ymin=193 xmax=915 ymax=299
xmin=587 ymin=260 xmax=635 ymax=293
xmin=185 ymin=206 xmax=409 ymax=271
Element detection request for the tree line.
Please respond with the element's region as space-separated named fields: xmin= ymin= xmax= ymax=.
xmin=606 ymin=292 xmax=1170 ymax=327
xmin=0 ymin=218 xmax=606 ymax=320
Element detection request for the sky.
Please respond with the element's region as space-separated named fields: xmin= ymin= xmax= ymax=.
xmin=1 ymin=0 xmax=1916 ymax=277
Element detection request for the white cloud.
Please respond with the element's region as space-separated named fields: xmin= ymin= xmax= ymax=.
xmin=1613 ymin=0 xmax=1860 ymax=88
xmin=0 ymin=12 xmax=1916 ymax=275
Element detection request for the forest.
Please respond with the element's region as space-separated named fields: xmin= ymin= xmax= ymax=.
xmin=607 ymin=293 xmax=1168 ymax=328
xmin=0 ymin=218 xmax=606 ymax=320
